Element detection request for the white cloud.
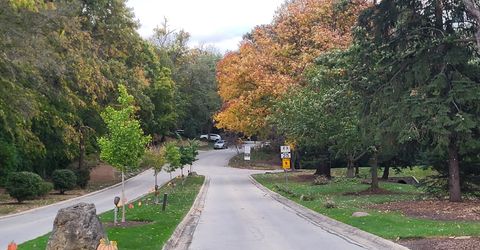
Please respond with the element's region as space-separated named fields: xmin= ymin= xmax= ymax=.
xmin=126 ymin=0 xmax=285 ymax=52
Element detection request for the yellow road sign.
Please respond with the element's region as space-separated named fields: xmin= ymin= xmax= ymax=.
xmin=282 ymin=158 xmax=291 ymax=169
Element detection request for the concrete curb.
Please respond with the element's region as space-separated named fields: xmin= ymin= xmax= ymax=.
xmin=163 ymin=177 xmax=210 ymax=250
xmin=0 ymin=169 xmax=152 ymax=220
xmin=249 ymin=176 xmax=409 ymax=250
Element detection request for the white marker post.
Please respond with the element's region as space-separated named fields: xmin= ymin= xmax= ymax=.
xmin=244 ymin=145 xmax=251 ymax=161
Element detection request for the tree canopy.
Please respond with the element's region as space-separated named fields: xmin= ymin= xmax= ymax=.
xmin=215 ymin=0 xmax=368 ymax=137
xmin=98 ymin=85 xmax=151 ymax=171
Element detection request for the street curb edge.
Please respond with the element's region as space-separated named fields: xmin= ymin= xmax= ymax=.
xmin=162 ymin=176 xmax=210 ymax=250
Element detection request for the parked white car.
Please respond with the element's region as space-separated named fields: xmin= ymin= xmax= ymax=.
xmin=213 ymin=140 xmax=228 ymax=149
xmin=200 ymin=133 xmax=221 ymax=141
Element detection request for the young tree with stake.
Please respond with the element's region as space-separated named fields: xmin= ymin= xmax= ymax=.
xmin=99 ymin=85 xmax=151 ymax=222
xmin=165 ymin=142 xmax=181 ymax=180
xmin=141 ymin=147 xmax=166 ymax=204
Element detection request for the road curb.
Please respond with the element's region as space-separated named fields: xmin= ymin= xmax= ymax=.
xmin=249 ymin=176 xmax=409 ymax=250
xmin=0 ymin=169 xmax=152 ymax=220
xmin=163 ymin=176 xmax=210 ymax=250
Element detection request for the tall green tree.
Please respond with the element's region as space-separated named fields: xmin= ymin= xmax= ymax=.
xmin=270 ymin=51 xmax=367 ymax=178
xmin=149 ymin=22 xmax=221 ymax=137
xmin=353 ymin=0 xmax=480 ymax=201
xmin=99 ymin=85 xmax=151 ymax=222
xmin=0 ymin=0 xmax=179 ymax=185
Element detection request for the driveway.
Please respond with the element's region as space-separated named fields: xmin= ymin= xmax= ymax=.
xmin=189 ymin=149 xmax=366 ymax=250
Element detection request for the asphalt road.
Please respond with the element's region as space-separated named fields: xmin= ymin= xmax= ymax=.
xmin=0 ymin=165 xmax=184 ymax=248
xmin=189 ymin=149 xmax=365 ymax=250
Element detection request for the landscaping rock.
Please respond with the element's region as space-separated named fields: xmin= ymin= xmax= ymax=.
xmin=47 ymin=203 xmax=105 ymax=250
xmin=313 ymin=176 xmax=330 ymax=185
xmin=352 ymin=211 xmax=370 ymax=217
xmin=188 ymin=171 xmax=198 ymax=177
xmin=300 ymin=194 xmax=314 ymax=201
xmin=324 ymin=200 xmax=336 ymax=209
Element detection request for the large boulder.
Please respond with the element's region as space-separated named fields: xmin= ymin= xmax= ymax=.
xmin=47 ymin=203 xmax=105 ymax=250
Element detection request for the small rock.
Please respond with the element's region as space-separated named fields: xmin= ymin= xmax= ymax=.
xmin=352 ymin=211 xmax=370 ymax=217
xmin=455 ymin=236 xmax=472 ymax=240
xmin=47 ymin=203 xmax=105 ymax=250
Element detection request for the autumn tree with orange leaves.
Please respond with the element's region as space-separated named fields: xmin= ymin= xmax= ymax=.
xmin=215 ymin=0 xmax=369 ymax=137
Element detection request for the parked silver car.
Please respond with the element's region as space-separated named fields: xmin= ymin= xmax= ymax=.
xmin=213 ymin=140 xmax=228 ymax=149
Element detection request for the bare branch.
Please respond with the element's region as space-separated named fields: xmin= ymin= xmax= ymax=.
xmin=463 ymin=0 xmax=480 ymax=48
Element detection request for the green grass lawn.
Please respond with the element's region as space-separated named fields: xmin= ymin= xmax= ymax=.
xmin=253 ymin=172 xmax=480 ymax=240
xmin=20 ymin=176 xmax=205 ymax=249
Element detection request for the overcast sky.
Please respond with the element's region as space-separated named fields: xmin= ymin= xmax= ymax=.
xmin=126 ymin=0 xmax=286 ymax=53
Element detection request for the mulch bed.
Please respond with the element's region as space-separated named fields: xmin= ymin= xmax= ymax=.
xmin=344 ymin=187 xmax=398 ymax=196
xmin=399 ymin=237 xmax=480 ymax=250
xmin=233 ymin=164 xmax=280 ymax=170
xmin=103 ymin=220 xmax=152 ymax=228
xmin=368 ymin=200 xmax=480 ymax=221
xmin=291 ymin=174 xmax=317 ymax=183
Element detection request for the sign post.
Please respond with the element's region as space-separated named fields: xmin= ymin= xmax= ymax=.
xmin=280 ymin=146 xmax=291 ymax=184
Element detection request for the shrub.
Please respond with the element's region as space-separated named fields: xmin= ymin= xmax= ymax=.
xmin=52 ymin=169 xmax=77 ymax=194
xmin=38 ymin=181 xmax=53 ymax=197
xmin=5 ymin=172 xmax=44 ymax=203
xmin=74 ymin=168 xmax=90 ymax=189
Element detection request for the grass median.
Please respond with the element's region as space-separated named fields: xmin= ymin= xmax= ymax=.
xmin=253 ymin=172 xmax=480 ymax=240
xmin=20 ymin=175 xmax=205 ymax=249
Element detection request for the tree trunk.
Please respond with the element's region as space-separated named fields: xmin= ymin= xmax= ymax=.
xmin=121 ymin=170 xmax=126 ymax=223
xmin=78 ymin=129 xmax=85 ymax=170
xmin=154 ymin=170 xmax=159 ymax=204
xmin=434 ymin=0 xmax=444 ymax=30
xmin=463 ymin=0 xmax=480 ymax=48
xmin=346 ymin=156 xmax=355 ymax=178
xmin=291 ymin=150 xmax=296 ymax=171
xmin=370 ymin=152 xmax=379 ymax=190
xmin=448 ymin=141 xmax=462 ymax=202
xmin=314 ymin=156 xmax=331 ymax=178
xmin=381 ymin=165 xmax=390 ymax=180
xmin=294 ymin=150 xmax=302 ymax=169
xmin=355 ymin=163 xmax=359 ymax=177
